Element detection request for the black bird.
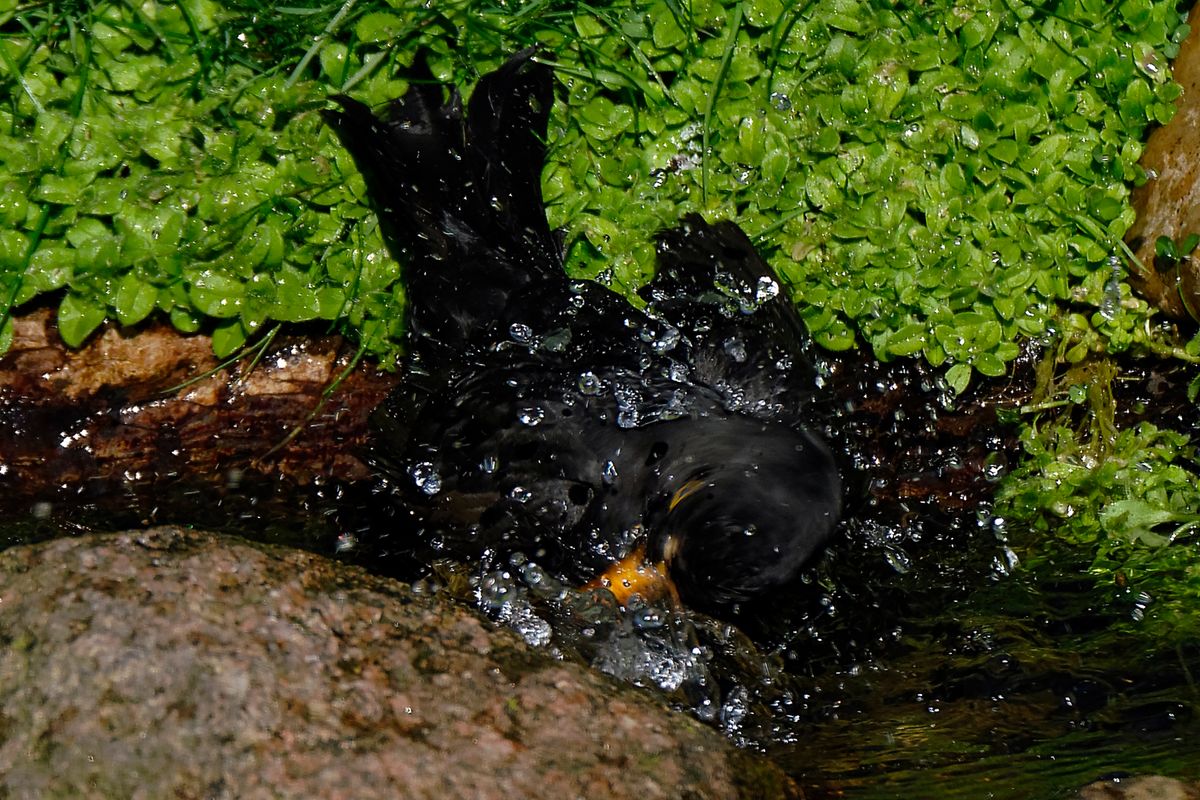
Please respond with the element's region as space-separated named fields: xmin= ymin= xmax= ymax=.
xmin=324 ymin=49 xmax=842 ymax=609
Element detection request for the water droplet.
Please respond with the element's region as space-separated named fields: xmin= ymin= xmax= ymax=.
xmin=511 ymin=612 xmax=552 ymax=647
xmin=720 ymin=684 xmax=750 ymax=729
xmin=602 ymin=460 xmax=619 ymax=484
xmin=510 ymin=485 xmax=533 ymax=503
xmin=1100 ymin=253 xmax=1122 ymax=321
xmin=770 ymin=91 xmax=792 ymax=111
xmin=632 ymin=606 xmax=665 ymax=630
xmin=883 ymin=544 xmax=912 ymax=574
xmin=542 ymin=327 xmax=571 ymax=352
xmin=652 ymin=324 xmax=680 ymax=355
xmin=478 ymin=570 xmax=513 ymax=607
xmin=724 ymin=337 xmax=748 ymax=363
xmin=1131 ymin=591 xmax=1152 ymax=622
xmin=480 ymin=455 xmax=499 ymax=474
xmin=517 ymin=406 xmax=545 ymax=426
xmin=577 ymin=371 xmax=603 ymax=395
xmin=991 ymin=546 xmax=1019 ymax=576
xmin=1138 ymin=49 xmax=1161 ymax=77
xmin=614 ymin=383 xmax=641 ymax=429
xmin=509 ymin=322 xmax=535 ymax=344
xmin=755 ymin=276 xmax=779 ymax=303
xmin=409 ymin=461 xmax=442 ymax=495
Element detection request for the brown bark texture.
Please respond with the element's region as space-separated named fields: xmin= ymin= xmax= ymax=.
xmin=0 ymin=308 xmax=397 ymax=533
xmin=1127 ymin=3 xmax=1200 ymax=320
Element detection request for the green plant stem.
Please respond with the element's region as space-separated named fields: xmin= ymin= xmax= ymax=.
xmin=287 ymin=0 xmax=358 ymax=89
xmin=702 ymin=2 xmax=741 ymax=208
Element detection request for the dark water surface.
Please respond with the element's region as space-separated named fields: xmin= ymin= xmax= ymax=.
xmin=778 ymin=570 xmax=1200 ymax=797
xmin=2 ymin=353 xmax=1197 ymax=797
xmin=7 ymin=491 xmax=1196 ymax=798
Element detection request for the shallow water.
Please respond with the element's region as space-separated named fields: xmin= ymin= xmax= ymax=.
xmin=768 ymin=536 xmax=1200 ymax=796
xmin=4 ymin=468 xmax=1197 ymax=796
xmin=810 ymin=731 xmax=1199 ymax=799
xmin=784 ymin=641 xmax=1200 ymax=796
xmin=2 ymin=348 xmax=1196 ymax=796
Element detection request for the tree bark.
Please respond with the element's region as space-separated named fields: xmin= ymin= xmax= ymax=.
xmin=1126 ymin=3 xmax=1200 ymax=321
xmin=1 ymin=301 xmax=1038 ymax=567
xmin=0 ymin=305 xmax=397 ymax=533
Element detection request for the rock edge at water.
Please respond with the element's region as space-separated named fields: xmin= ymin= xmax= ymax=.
xmin=0 ymin=526 xmax=796 ymax=800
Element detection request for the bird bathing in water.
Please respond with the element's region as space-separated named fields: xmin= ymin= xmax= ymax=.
xmin=323 ymin=49 xmax=844 ymax=612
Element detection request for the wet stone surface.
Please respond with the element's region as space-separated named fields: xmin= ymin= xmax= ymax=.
xmin=0 ymin=526 xmax=797 ymax=800
xmin=1078 ymin=775 xmax=1200 ymax=800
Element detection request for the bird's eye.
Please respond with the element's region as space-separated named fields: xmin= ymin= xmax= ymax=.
xmin=645 ymin=441 xmax=669 ymax=467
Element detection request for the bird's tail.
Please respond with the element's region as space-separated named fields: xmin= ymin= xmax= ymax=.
xmin=323 ymin=49 xmax=565 ymax=354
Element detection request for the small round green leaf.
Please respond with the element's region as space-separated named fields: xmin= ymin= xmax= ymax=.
xmin=57 ymin=292 xmax=108 ymax=347
xmin=945 ymin=363 xmax=972 ymax=394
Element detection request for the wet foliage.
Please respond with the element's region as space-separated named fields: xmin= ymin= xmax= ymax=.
xmin=0 ymin=0 xmax=399 ymax=359
xmin=998 ymin=354 xmax=1200 ymax=651
xmin=0 ymin=0 xmax=1191 ymax=383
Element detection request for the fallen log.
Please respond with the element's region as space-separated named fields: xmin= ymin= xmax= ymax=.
xmin=0 ymin=297 xmax=1030 ymax=552
xmin=0 ymin=305 xmax=397 ymax=538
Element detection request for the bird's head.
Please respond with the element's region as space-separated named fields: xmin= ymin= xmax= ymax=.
xmin=589 ymin=417 xmax=842 ymax=609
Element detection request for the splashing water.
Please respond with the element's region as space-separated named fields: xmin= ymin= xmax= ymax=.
xmin=464 ymin=552 xmax=721 ymax=712
xmin=509 ymin=322 xmax=536 ymax=345
xmin=1100 ymin=254 xmax=1123 ymax=322
xmin=517 ymin=406 xmax=545 ymax=426
xmin=408 ymin=462 xmax=442 ymax=496
xmin=577 ymin=371 xmax=603 ymax=395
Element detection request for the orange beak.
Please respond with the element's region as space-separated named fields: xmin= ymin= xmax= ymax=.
xmin=585 ymin=480 xmax=700 ymax=608
xmin=584 ymin=541 xmax=682 ymax=608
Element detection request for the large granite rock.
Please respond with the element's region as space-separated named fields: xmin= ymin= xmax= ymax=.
xmin=1078 ymin=775 xmax=1200 ymax=800
xmin=0 ymin=527 xmax=795 ymax=799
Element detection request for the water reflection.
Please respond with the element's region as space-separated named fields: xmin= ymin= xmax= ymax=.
xmin=3 ymin=352 xmax=1197 ymax=797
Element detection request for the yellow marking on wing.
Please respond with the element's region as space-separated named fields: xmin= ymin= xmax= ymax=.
xmin=668 ymin=479 xmax=707 ymax=512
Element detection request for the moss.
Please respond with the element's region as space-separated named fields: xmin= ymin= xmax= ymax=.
xmin=726 ymin=747 xmax=797 ymax=800
xmin=488 ymin=640 xmax=558 ymax=683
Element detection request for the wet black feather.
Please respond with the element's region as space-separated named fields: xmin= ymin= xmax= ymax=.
xmin=324 ymin=50 xmax=845 ymax=607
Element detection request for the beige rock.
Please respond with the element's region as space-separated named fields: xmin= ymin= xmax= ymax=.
xmin=0 ymin=526 xmax=796 ymax=800
xmin=1079 ymin=775 xmax=1200 ymax=800
xmin=1127 ymin=4 xmax=1200 ymax=320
